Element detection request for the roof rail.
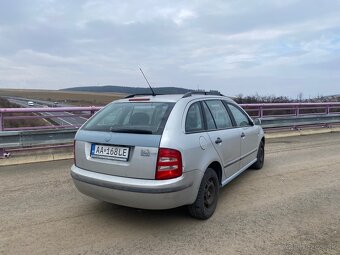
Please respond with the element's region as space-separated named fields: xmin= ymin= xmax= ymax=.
xmin=124 ymin=93 xmax=163 ymax=99
xmin=182 ymin=91 xmax=224 ymax=98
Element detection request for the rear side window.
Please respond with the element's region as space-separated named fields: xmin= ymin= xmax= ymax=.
xmin=205 ymin=100 xmax=233 ymax=129
xmin=82 ymin=102 xmax=174 ymax=135
xmin=185 ymin=102 xmax=204 ymax=133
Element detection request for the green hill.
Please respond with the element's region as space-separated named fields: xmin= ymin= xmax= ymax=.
xmin=62 ymin=85 xmax=193 ymax=95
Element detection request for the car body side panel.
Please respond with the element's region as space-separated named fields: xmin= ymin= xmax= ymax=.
xmin=225 ymin=102 xmax=264 ymax=169
xmin=206 ymin=128 xmax=242 ymax=178
xmin=240 ymin=126 xmax=260 ymax=168
xmin=160 ymin=99 xmax=225 ymax=183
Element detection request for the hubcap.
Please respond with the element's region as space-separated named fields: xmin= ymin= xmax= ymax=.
xmin=204 ymin=179 xmax=216 ymax=208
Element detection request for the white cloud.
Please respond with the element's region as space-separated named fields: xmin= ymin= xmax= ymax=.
xmin=224 ymin=29 xmax=290 ymax=41
xmin=0 ymin=0 xmax=340 ymax=97
xmin=173 ymin=9 xmax=196 ymax=25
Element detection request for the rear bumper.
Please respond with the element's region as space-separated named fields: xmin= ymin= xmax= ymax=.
xmin=71 ymin=165 xmax=202 ymax=209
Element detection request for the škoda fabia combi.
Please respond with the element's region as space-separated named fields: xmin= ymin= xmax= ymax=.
xmin=71 ymin=91 xmax=265 ymax=219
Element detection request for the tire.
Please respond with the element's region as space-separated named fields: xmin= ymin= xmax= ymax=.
xmin=251 ymin=140 xmax=264 ymax=170
xmin=188 ymin=168 xmax=219 ymax=220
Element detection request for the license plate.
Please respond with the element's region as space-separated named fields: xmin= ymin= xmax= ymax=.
xmin=91 ymin=144 xmax=129 ymax=161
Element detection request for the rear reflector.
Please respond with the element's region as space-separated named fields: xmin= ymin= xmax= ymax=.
xmin=155 ymin=148 xmax=182 ymax=180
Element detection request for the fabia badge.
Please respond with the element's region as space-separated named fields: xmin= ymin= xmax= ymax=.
xmin=141 ymin=149 xmax=150 ymax=157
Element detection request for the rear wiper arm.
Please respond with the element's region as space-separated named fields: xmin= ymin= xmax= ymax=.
xmin=110 ymin=128 xmax=152 ymax=134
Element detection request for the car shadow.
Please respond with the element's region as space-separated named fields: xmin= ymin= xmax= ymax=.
xmin=81 ymin=169 xmax=256 ymax=228
xmin=96 ymin=200 xmax=190 ymax=220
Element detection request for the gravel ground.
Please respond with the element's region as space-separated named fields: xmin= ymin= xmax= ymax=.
xmin=0 ymin=132 xmax=339 ymax=255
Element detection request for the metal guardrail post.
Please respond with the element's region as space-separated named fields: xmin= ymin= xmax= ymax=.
xmin=0 ymin=112 xmax=3 ymax=131
xmin=295 ymin=106 xmax=299 ymax=116
xmin=259 ymin=106 xmax=263 ymax=118
xmin=0 ymin=113 xmax=6 ymax=158
xmin=326 ymin=104 xmax=330 ymax=115
xmin=0 ymin=148 xmax=5 ymax=158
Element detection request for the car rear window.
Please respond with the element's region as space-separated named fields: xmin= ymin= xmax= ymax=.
xmin=82 ymin=102 xmax=174 ymax=135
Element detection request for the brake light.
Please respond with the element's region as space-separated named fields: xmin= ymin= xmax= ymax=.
xmin=156 ymin=148 xmax=182 ymax=180
xmin=129 ymin=98 xmax=150 ymax=101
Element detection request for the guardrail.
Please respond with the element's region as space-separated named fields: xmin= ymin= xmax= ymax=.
xmin=1 ymin=102 xmax=340 ymax=131
xmin=0 ymin=106 xmax=101 ymax=131
xmin=240 ymin=102 xmax=340 ymax=118
xmin=1 ymin=102 xmax=340 ymax=158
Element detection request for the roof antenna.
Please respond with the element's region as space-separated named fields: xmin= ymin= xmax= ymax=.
xmin=139 ymin=67 xmax=156 ymax=96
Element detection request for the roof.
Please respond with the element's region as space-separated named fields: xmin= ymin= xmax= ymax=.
xmin=116 ymin=92 xmax=234 ymax=103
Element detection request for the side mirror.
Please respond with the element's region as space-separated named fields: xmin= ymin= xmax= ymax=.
xmin=254 ymin=118 xmax=262 ymax=125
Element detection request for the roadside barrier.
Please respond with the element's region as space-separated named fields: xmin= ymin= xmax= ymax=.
xmin=1 ymin=103 xmax=340 ymax=158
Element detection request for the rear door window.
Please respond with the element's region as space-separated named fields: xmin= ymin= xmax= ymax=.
xmin=205 ymin=100 xmax=233 ymax=129
xmin=83 ymin=102 xmax=174 ymax=135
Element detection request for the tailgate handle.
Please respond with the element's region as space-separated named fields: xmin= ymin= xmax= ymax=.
xmin=215 ymin=137 xmax=222 ymax=144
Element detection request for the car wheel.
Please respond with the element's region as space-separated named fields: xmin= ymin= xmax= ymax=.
xmin=251 ymin=140 xmax=264 ymax=170
xmin=188 ymin=168 xmax=219 ymax=220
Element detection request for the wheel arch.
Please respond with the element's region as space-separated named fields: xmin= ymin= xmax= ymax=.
xmin=207 ymin=161 xmax=223 ymax=186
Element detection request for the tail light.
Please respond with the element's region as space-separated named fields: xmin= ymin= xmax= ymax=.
xmin=155 ymin=148 xmax=182 ymax=180
xmin=73 ymin=140 xmax=77 ymax=166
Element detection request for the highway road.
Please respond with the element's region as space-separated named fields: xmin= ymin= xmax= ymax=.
xmin=5 ymin=96 xmax=88 ymax=127
xmin=0 ymin=132 xmax=339 ymax=254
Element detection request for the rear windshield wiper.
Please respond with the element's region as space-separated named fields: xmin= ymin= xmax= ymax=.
xmin=110 ymin=128 xmax=153 ymax=134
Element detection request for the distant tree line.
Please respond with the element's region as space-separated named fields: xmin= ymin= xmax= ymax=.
xmin=233 ymin=93 xmax=340 ymax=104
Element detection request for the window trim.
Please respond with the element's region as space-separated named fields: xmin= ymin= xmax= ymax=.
xmin=184 ymin=99 xmax=254 ymax=134
xmin=201 ymin=101 xmax=217 ymax=131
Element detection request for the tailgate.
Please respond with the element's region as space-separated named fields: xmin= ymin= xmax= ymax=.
xmin=75 ymin=130 xmax=160 ymax=179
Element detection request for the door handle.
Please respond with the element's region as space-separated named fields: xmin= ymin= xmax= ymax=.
xmin=215 ymin=137 xmax=222 ymax=144
xmin=241 ymin=132 xmax=245 ymax=138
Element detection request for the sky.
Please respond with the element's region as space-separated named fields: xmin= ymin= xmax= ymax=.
xmin=0 ymin=0 xmax=340 ymax=97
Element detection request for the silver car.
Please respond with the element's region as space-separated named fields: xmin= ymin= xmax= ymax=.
xmin=71 ymin=92 xmax=265 ymax=219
